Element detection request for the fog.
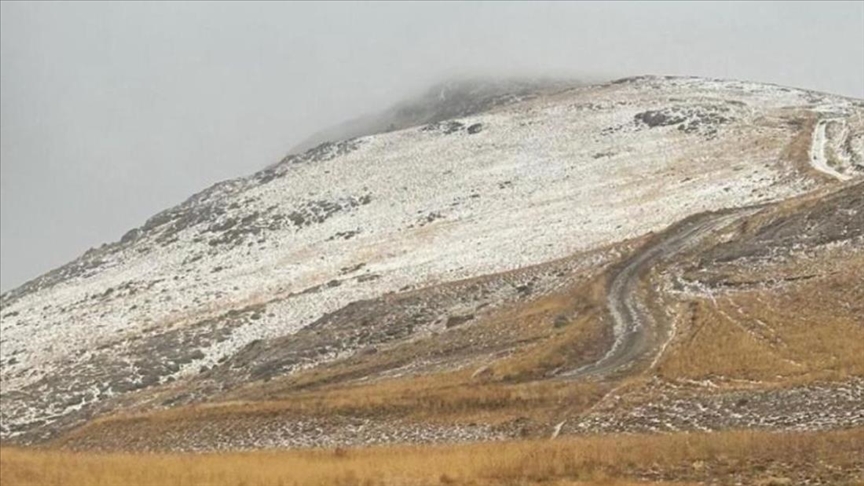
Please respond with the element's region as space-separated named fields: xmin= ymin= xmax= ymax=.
xmin=1 ymin=1 xmax=863 ymax=291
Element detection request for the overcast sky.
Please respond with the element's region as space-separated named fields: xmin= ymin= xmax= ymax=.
xmin=1 ymin=1 xmax=863 ymax=292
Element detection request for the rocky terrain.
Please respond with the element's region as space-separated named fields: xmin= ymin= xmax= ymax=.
xmin=1 ymin=76 xmax=863 ymax=460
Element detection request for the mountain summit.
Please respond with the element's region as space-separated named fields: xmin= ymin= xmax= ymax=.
xmin=290 ymin=77 xmax=575 ymax=152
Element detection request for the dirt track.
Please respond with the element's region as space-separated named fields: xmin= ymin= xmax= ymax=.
xmin=562 ymin=209 xmax=754 ymax=380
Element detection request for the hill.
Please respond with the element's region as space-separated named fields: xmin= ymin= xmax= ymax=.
xmin=1 ymin=77 xmax=862 ymax=470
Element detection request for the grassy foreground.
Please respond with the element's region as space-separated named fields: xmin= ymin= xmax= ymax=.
xmin=3 ymin=429 xmax=863 ymax=486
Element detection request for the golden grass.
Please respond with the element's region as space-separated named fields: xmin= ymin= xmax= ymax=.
xmin=55 ymin=376 xmax=609 ymax=452
xmin=655 ymin=300 xmax=802 ymax=381
xmin=489 ymin=280 xmax=611 ymax=383
xmin=655 ymin=264 xmax=864 ymax=384
xmin=5 ymin=429 xmax=864 ymax=486
xmin=88 ymin=377 xmax=606 ymax=425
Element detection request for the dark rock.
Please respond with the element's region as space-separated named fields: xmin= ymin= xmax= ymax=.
xmin=445 ymin=314 xmax=474 ymax=328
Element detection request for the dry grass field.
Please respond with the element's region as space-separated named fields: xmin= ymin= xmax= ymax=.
xmin=5 ymin=428 xmax=864 ymax=486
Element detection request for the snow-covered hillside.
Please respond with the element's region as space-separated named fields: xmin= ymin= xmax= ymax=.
xmin=1 ymin=76 xmax=862 ymax=441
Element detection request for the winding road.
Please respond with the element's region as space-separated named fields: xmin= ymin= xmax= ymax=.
xmin=561 ymin=209 xmax=755 ymax=380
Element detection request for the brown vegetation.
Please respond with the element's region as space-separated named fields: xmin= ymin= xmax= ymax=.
xmin=5 ymin=428 xmax=863 ymax=486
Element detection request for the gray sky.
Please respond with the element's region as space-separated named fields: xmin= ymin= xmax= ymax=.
xmin=2 ymin=1 xmax=863 ymax=292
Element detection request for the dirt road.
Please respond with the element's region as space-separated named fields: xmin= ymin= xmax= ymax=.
xmin=562 ymin=209 xmax=754 ymax=379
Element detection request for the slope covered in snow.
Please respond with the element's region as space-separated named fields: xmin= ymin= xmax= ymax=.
xmin=1 ymin=76 xmax=862 ymax=442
